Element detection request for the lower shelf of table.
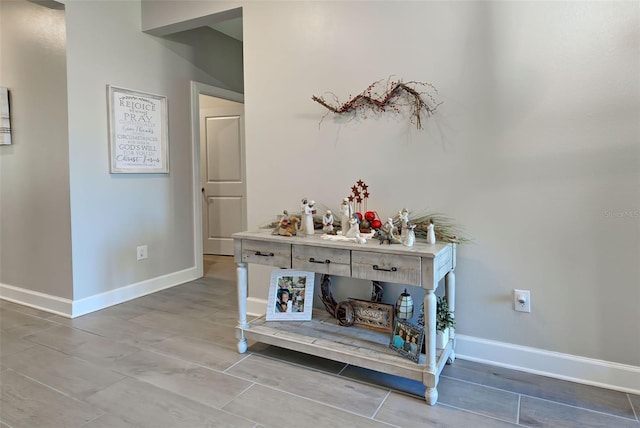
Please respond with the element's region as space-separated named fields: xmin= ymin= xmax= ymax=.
xmin=237 ymin=309 xmax=453 ymax=386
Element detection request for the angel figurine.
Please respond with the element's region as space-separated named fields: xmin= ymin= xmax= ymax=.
xmin=426 ymin=219 xmax=436 ymax=244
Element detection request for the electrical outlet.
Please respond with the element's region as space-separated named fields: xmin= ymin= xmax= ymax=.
xmin=136 ymin=245 xmax=148 ymax=261
xmin=514 ymin=289 xmax=531 ymax=313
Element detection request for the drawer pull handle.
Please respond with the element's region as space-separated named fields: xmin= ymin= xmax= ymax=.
xmin=309 ymin=257 xmax=331 ymax=264
xmin=255 ymin=251 xmax=274 ymax=257
xmin=373 ymin=264 xmax=397 ymax=272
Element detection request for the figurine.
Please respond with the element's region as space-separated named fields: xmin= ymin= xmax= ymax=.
xmin=345 ymin=215 xmax=360 ymax=238
xmin=398 ymin=208 xmax=409 ymax=241
xmin=303 ymin=200 xmax=316 ymax=235
xmin=275 ymin=216 xmax=300 ymax=236
xmin=322 ymin=210 xmax=334 ymax=233
xmin=377 ymin=218 xmax=401 ymax=245
xmin=272 ymin=210 xmax=290 ymax=235
xmin=339 ymin=197 xmax=353 ymax=234
xmin=426 ymin=219 xmax=436 ymax=244
xmin=402 ymin=222 xmax=416 ymax=247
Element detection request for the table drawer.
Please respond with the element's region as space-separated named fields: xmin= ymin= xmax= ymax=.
xmin=292 ymin=245 xmax=351 ymax=276
xmin=351 ymin=251 xmax=421 ymax=286
xmin=241 ymin=239 xmax=291 ymax=268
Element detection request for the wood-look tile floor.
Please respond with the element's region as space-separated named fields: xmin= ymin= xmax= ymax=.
xmin=1 ymin=255 xmax=638 ymax=427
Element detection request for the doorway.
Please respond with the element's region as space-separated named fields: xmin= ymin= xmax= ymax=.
xmin=191 ymin=82 xmax=246 ymax=256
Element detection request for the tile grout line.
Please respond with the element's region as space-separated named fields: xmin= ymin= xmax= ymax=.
xmin=520 ymin=393 xmax=640 ymax=422
xmin=434 ymin=401 xmax=522 ymax=426
xmin=440 ymin=373 xmax=638 ymax=421
xmin=371 ymin=390 xmax=392 ymax=420
xmin=239 ymin=382 xmax=400 ymax=427
xmin=3 ymin=367 xmax=108 ymax=411
xmin=628 ymin=393 xmax=639 ymax=421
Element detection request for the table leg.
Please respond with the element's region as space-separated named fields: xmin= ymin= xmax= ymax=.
xmin=425 ymin=387 xmax=438 ymax=406
xmin=424 ymin=289 xmax=438 ymax=405
xmin=445 ymin=270 xmax=456 ymax=363
xmin=236 ymin=262 xmax=248 ymax=353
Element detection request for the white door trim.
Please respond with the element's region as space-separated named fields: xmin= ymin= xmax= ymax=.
xmin=190 ymin=82 xmax=244 ymax=267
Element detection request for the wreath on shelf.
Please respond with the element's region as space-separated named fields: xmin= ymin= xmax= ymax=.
xmin=319 ymin=274 xmax=384 ymax=323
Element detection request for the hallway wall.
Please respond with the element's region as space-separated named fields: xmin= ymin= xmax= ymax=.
xmin=0 ymin=0 xmax=73 ymax=299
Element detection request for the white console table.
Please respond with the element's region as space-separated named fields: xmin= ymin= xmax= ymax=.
xmin=233 ymin=230 xmax=456 ymax=405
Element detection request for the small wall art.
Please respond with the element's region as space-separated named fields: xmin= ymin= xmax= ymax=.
xmin=1 ymin=87 xmax=11 ymax=145
xmin=107 ymin=85 xmax=168 ymax=173
xmin=266 ymin=270 xmax=315 ymax=321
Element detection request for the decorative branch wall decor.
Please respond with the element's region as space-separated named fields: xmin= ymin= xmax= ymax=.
xmin=312 ymin=77 xmax=442 ymax=129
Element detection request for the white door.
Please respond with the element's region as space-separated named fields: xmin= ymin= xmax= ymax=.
xmin=200 ymin=95 xmax=246 ymax=255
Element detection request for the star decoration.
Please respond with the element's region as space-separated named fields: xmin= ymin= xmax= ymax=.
xmin=363 ymin=191 xmax=370 ymax=198
xmin=357 ymin=179 xmax=364 ymax=187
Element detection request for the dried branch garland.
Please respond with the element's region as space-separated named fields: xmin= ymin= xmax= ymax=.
xmin=312 ymin=78 xmax=442 ymax=129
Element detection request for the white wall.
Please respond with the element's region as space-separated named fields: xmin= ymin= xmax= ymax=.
xmin=143 ymin=1 xmax=640 ymax=371
xmin=0 ymin=0 xmax=73 ymax=299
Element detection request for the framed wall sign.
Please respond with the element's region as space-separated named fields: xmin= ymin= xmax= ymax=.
xmin=0 ymin=87 xmax=11 ymax=145
xmin=107 ymin=85 xmax=168 ymax=173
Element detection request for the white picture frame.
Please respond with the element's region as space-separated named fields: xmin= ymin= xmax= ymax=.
xmin=266 ymin=270 xmax=315 ymax=321
xmin=107 ymin=85 xmax=169 ymax=174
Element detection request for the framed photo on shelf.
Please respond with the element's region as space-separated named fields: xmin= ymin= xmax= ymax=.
xmin=266 ymin=270 xmax=315 ymax=321
xmin=347 ymin=298 xmax=394 ymax=333
xmin=389 ymin=319 xmax=424 ymax=363
xmin=107 ymin=85 xmax=169 ymax=174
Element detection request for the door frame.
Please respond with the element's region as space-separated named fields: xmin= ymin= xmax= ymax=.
xmin=190 ymin=81 xmax=245 ymax=274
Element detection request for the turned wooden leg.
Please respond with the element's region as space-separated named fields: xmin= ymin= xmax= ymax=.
xmin=236 ymin=262 xmax=248 ymax=353
xmin=424 ymin=289 xmax=438 ymax=405
xmin=445 ymin=270 xmax=456 ymax=364
xmin=424 ymin=289 xmax=437 ymax=374
xmin=425 ymin=386 xmax=438 ymax=405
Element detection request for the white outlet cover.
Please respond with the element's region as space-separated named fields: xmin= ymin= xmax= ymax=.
xmin=514 ymin=289 xmax=531 ymax=313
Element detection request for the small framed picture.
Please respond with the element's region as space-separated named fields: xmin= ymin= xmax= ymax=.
xmin=347 ymin=298 xmax=394 ymax=333
xmin=389 ymin=319 xmax=424 ymax=363
xmin=266 ymin=270 xmax=315 ymax=321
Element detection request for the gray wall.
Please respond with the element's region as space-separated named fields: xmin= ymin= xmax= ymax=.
xmin=1 ymin=0 xmax=242 ymax=304
xmin=142 ymin=1 xmax=640 ymax=367
xmin=0 ymin=0 xmax=73 ymax=299
xmin=63 ymin=0 xmax=229 ymax=300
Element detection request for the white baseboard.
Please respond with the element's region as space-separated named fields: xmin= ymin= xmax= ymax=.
xmin=247 ymin=297 xmax=267 ymax=317
xmin=0 ymin=283 xmax=72 ymax=317
xmin=455 ymin=334 xmax=640 ymax=395
xmin=71 ymin=266 xmax=201 ymax=317
xmin=0 ymin=266 xmax=201 ymax=318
